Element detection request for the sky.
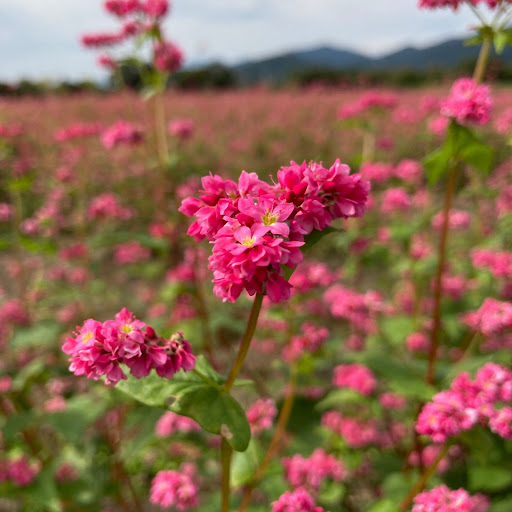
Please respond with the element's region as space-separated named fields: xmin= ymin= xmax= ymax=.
xmin=0 ymin=0 xmax=490 ymax=82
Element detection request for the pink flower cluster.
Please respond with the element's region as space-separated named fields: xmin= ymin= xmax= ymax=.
xmin=62 ymin=308 xmax=196 ymax=385
xmin=271 ymin=488 xmax=325 ymax=512
xmin=154 ymin=41 xmax=184 ymax=73
xmin=289 ymin=261 xmax=337 ymax=293
xmin=246 ymin=398 xmax=277 ymax=435
xmin=324 ymin=285 xmax=384 ymax=334
xmin=180 ymin=160 xmax=369 ymax=303
xmin=412 ymin=485 xmax=489 ymax=512
xmin=440 ymin=78 xmax=492 ymax=126
xmin=333 ymin=363 xmax=377 ymax=396
xmin=0 ymin=124 xmax=24 ymax=138
xmin=283 ymin=449 xmax=346 ymax=492
xmin=55 ymin=122 xmax=103 ymax=142
xmin=155 ymin=411 xmax=200 ymax=437
xmin=381 ymin=187 xmax=411 ymax=214
xmin=338 ymin=91 xmax=397 ymax=119
xmin=464 ymin=298 xmax=512 ymax=336
xmin=168 ymin=119 xmax=194 ymax=140
xmin=150 ymin=464 xmax=199 ymax=510
xmin=82 ymin=0 xmax=170 ymax=47
xmin=114 ymin=241 xmax=151 ymax=264
xmin=432 ymin=209 xmax=471 ymax=231
xmin=419 ymin=0 xmax=509 ymax=9
xmin=100 ymin=121 xmax=144 ymax=149
xmin=283 ymin=323 xmax=329 ymax=363
xmin=416 ymin=363 xmax=512 ymax=442
xmin=87 ymin=193 xmax=132 ymax=220
xmin=0 ymin=456 xmax=39 ymax=487
xmin=472 ymin=249 xmax=512 ymax=279
xmin=322 ymin=412 xmax=380 ymax=448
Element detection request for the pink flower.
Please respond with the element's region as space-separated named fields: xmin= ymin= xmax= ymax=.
xmin=150 ymin=465 xmax=199 ymax=510
xmin=168 ymin=119 xmax=194 ymax=140
xmin=246 ymin=398 xmax=277 ymax=435
xmin=429 ymin=115 xmax=449 ymax=135
xmin=98 ymin=54 xmax=118 ymax=70
xmin=87 ymin=193 xmax=132 ymax=220
xmin=283 ymin=323 xmax=329 ymax=363
xmin=360 ymin=162 xmax=394 ymax=184
xmin=489 ymin=406 xmax=512 ymax=439
xmin=141 ymin=0 xmax=169 ymax=18
xmin=394 ymin=159 xmax=422 ymax=184
xmin=379 ymin=392 xmax=407 ymax=410
xmin=114 ymin=241 xmax=151 ymax=264
xmin=154 ymin=40 xmax=183 ymax=73
xmin=283 ymin=449 xmax=347 ymax=492
xmin=333 ymin=364 xmax=376 ymax=396
xmin=101 ymin=121 xmax=144 ymax=149
xmin=104 ymin=0 xmax=140 ymax=17
xmin=416 ymin=363 xmax=512 ymax=443
xmin=55 ymin=122 xmax=103 ymax=142
xmin=271 ymin=488 xmax=324 ymax=512
xmin=406 ymin=332 xmax=429 ymax=353
xmin=412 ymin=485 xmax=489 ymax=512
xmin=381 ymin=187 xmax=411 ymax=214
xmin=8 ymin=456 xmax=39 ymax=486
xmin=180 ymin=161 xmax=368 ymax=303
xmin=463 ymin=298 xmax=512 ymax=336
xmin=62 ymin=310 xmax=196 ymax=385
xmin=441 ymin=78 xmax=492 ymax=126
xmin=155 ymin=411 xmax=200 ymax=437
xmin=432 ymin=210 xmax=471 ymax=231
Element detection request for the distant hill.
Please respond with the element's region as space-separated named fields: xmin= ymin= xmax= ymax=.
xmin=230 ymin=38 xmax=512 ymax=84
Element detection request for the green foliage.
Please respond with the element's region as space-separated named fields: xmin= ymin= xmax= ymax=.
xmin=425 ymin=120 xmax=494 ymax=185
xmin=116 ymin=356 xmax=251 ymax=451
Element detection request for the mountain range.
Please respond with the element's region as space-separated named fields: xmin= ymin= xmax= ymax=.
xmin=224 ymin=38 xmax=512 ymax=84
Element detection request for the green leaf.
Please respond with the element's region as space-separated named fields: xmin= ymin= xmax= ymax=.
xmin=494 ymin=28 xmax=512 ymax=54
xmin=231 ymin=438 xmax=262 ymax=488
xmin=425 ymin=121 xmax=494 ymax=185
xmin=116 ymin=356 xmax=251 ymax=452
xmin=284 ymin=227 xmax=342 ymax=280
xmin=424 ymin=146 xmax=451 ymax=186
xmin=367 ymin=500 xmax=398 ymax=512
xmin=469 ymin=466 xmax=512 ymax=492
xmin=316 ymin=388 xmax=364 ymax=411
xmin=490 ymin=497 xmax=512 ymax=512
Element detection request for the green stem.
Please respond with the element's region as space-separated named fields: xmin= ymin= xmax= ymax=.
xmin=398 ymin=443 xmax=451 ymax=511
xmin=220 ymin=293 xmax=264 ymax=512
xmin=426 ymin=163 xmax=458 ymax=386
xmin=224 ymin=293 xmax=264 ymax=391
xmin=221 ymin=437 xmax=232 ymax=512
xmin=192 ymin=369 xmax=222 ymax=389
xmin=473 ymin=34 xmax=492 ymax=84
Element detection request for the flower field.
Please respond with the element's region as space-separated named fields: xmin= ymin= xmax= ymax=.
xmin=1 ymin=1 xmax=512 ymax=511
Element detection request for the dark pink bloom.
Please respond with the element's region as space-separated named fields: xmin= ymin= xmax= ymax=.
xmin=150 ymin=465 xmax=199 ymax=510
xmin=271 ymin=488 xmax=324 ymax=512
xmin=283 ymin=449 xmax=347 ymax=492
xmin=101 ymin=121 xmax=144 ymax=149
xmin=155 ymin=411 xmax=200 ymax=437
xmin=154 ymin=40 xmax=183 ymax=73
xmin=441 ymin=78 xmax=492 ymax=126
xmin=412 ymin=484 xmax=489 ymax=512
xmin=333 ymin=363 xmax=376 ymax=395
xmin=246 ymin=398 xmax=277 ymax=435
xmin=168 ymin=119 xmax=194 ymax=140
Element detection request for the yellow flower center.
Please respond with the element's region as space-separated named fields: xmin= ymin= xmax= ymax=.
xmin=262 ymin=210 xmax=278 ymax=226
xmin=242 ymin=236 xmax=255 ymax=247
